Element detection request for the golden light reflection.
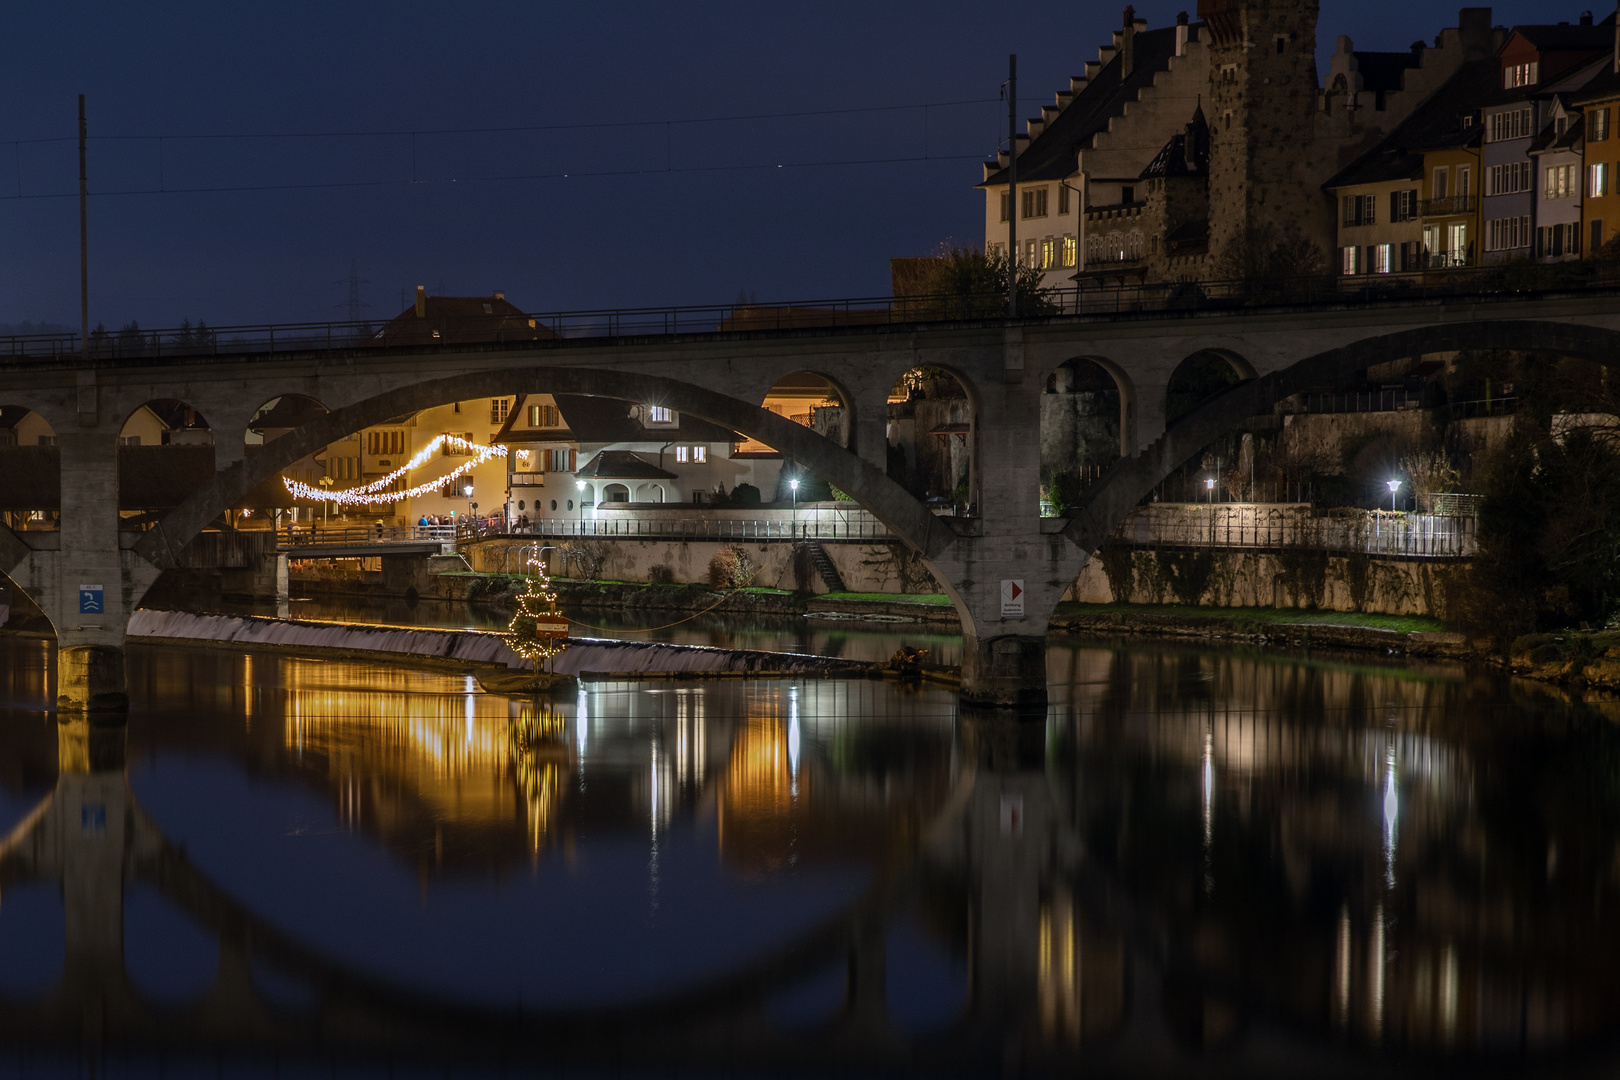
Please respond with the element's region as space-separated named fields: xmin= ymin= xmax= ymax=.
xmin=1037 ymin=886 xmax=1123 ymax=1046
xmin=274 ymin=659 xmax=572 ymax=852
xmin=718 ymin=695 xmax=801 ymax=875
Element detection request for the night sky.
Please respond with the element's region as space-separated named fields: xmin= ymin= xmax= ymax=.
xmin=0 ymin=0 xmax=1572 ymax=330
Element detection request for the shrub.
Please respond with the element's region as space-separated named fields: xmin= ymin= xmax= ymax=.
xmin=648 ymin=564 xmax=675 ymax=585
xmin=730 ymin=482 xmax=761 ymax=505
xmin=707 ymin=546 xmax=756 ymax=588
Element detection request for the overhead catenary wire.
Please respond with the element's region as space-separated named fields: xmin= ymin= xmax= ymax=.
xmin=0 ymin=153 xmax=988 ymax=202
xmin=1 ymin=95 xmax=1001 ymax=202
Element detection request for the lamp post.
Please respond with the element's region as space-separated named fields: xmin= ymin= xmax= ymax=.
xmin=575 ymin=479 xmax=585 ymax=535
xmin=789 ymin=477 xmax=800 ymax=537
xmin=318 ymin=474 xmax=333 ymax=532
xmin=1386 ymin=478 xmax=1402 ymax=513
xmin=464 ymin=483 xmax=474 ymax=535
xmin=1204 ymin=476 xmax=1215 ymax=505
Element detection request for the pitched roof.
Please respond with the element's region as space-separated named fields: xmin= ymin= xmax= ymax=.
xmin=1324 ymin=57 xmax=1504 ymax=190
xmin=371 ymin=294 xmax=555 ymax=347
xmin=1512 ymin=22 xmax=1614 ymax=52
xmin=1571 ymin=64 xmax=1620 ymax=104
xmin=1350 ymin=49 xmax=1427 ymax=93
xmin=1140 ymin=105 xmax=1209 ymax=179
xmin=980 ymin=22 xmax=1196 ymax=186
xmin=574 ymin=450 xmax=679 ymax=481
xmin=552 ymin=395 xmax=739 ymax=444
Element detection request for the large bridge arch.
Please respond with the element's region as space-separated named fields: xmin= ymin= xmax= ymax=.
xmin=1061 ymin=320 xmax=1620 ymax=555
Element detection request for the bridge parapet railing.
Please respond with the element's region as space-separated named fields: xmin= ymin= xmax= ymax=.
xmin=6 ymin=264 xmax=1620 ymax=362
xmin=1113 ymin=504 xmax=1476 ymax=558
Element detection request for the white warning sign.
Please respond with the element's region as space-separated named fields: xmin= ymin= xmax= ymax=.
xmin=1000 ymin=579 xmax=1025 ymax=617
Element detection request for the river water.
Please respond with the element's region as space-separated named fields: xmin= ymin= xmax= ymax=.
xmin=2 ymin=634 xmax=1619 ymax=1077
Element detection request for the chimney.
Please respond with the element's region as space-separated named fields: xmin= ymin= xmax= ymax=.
xmin=414 ymin=285 xmax=426 ymax=318
xmin=1176 ymin=10 xmax=1190 ymax=56
xmin=494 ymin=291 xmax=505 ymax=300
xmin=1121 ymin=6 xmax=1136 ymax=79
xmin=1581 ymin=10 xmax=1593 ymax=25
xmin=1457 ymin=7 xmax=1493 ymax=61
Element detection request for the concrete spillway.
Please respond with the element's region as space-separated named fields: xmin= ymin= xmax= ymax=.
xmin=126 ymin=610 xmax=863 ymax=678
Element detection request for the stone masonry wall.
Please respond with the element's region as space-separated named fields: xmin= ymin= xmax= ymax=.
xmin=1070 ymin=545 xmax=1462 ymax=617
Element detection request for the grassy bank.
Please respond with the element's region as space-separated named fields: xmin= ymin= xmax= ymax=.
xmin=1052 ymin=601 xmax=1449 ymax=635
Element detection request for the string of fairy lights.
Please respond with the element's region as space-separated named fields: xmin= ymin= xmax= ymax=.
xmin=281 ymin=433 xmax=507 ymax=506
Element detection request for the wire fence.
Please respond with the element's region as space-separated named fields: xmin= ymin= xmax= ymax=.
xmin=4 ymin=264 xmax=1617 ymax=361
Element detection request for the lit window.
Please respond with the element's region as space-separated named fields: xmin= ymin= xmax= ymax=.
xmin=1340 ymin=246 xmax=1360 ymax=275
xmin=648 ymin=405 xmax=673 ymax=424
xmin=1591 ymin=162 xmax=1610 ymax=198
xmin=1061 ymin=236 xmax=1077 ymax=267
xmin=1040 ymin=238 xmax=1055 ymax=268
xmin=1370 ymin=244 xmax=1392 ymax=273
xmin=675 ymin=445 xmax=689 ymax=463
xmin=693 ymin=445 xmax=707 ymax=463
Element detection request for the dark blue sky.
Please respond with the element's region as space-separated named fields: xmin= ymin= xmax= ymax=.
xmin=0 ymin=0 xmax=1569 ymax=329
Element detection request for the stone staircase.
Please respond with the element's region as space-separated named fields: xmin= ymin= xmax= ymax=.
xmin=802 ymin=540 xmax=847 ymax=593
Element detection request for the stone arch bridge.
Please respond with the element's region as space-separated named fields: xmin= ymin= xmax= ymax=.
xmin=3 ymin=289 xmax=1618 ymax=708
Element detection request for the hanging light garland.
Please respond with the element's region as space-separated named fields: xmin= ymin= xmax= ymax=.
xmin=282 ymin=433 xmax=508 ymax=506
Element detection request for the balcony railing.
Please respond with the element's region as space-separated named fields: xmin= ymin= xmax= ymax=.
xmin=1420 ymin=195 xmax=1476 ymax=216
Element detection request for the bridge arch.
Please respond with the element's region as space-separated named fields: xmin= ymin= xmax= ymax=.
xmin=1062 ymin=320 xmax=1620 ymax=555
xmin=0 ymin=405 xmax=59 ymax=537
xmin=134 ymin=366 xmax=957 ymax=584
xmin=887 ymin=362 xmax=979 ymax=509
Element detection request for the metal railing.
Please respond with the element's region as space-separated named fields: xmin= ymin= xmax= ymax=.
xmin=1420 ymin=195 xmax=1476 ymax=216
xmin=275 ymin=524 xmax=456 ymax=547
xmin=1114 ymin=505 xmax=1475 ymax=558
xmin=500 ymin=516 xmax=893 ymax=541
xmin=5 ymin=264 xmax=1620 ymax=362
xmin=1301 ymin=388 xmax=1420 ymax=414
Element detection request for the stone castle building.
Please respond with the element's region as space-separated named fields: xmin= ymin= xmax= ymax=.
xmin=981 ymin=1 xmax=1498 ymax=285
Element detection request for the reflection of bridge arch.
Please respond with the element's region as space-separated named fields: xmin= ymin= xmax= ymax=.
xmin=0 ymin=718 xmax=996 ymax=1066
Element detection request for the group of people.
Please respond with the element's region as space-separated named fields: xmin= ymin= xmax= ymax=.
xmin=417 ymin=514 xmax=457 ymax=527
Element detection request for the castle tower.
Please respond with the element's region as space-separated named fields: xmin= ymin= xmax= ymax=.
xmin=1199 ymin=0 xmax=1330 ymax=274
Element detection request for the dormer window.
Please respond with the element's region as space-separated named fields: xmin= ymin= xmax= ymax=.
xmin=647 ymin=405 xmax=674 ymax=424
xmin=1503 ymin=61 xmax=1539 ymax=88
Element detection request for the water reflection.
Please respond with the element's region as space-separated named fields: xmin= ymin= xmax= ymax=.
xmin=1 ymin=636 xmax=1620 ymax=1073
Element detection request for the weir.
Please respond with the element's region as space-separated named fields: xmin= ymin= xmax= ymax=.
xmin=123 ymin=610 xmax=888 ymax=679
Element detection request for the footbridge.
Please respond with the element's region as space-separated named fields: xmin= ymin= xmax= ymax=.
xmin=4 ymin=280 xmax=1620 ymax=709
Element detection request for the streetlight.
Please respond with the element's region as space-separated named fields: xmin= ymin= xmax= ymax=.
xmin=1386 ymin=478 xmax=1402 ymax=513
xmin=790 ymin=477 xmax=800 ymax=536
xmin=1204 ymin=476 xmax=1215 ymax=504
xmin=464 ymin=483 xmax=474 ymax=533
xmin=576 ymin=479 xmax=586 ymax=535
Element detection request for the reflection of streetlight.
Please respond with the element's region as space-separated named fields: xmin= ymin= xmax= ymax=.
xmin=576 ymin=479 xmax=586 ymax=534
xmin=1386 ymin=478 xmax=1402 ymax=513
xmin=790 ymin=477 xmax=800 ymax=536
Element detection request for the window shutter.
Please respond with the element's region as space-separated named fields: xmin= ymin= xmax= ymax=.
xmin=570 ymin=449 xmax=577 ymax=471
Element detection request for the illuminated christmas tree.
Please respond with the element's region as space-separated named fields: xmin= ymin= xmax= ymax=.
xmin=505 ymin=550 xmax=571 ymax=682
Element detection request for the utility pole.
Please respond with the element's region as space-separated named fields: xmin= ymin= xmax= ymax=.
xmin=1007 ymin=55 xmax=1018 ymax=319
xmin=78 ymin=95 xmax=89 ymax=363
